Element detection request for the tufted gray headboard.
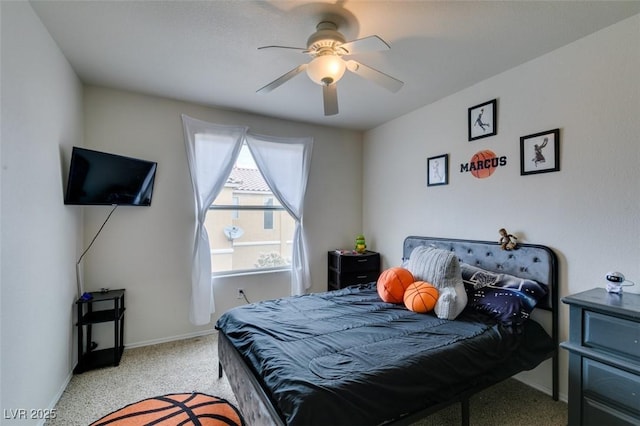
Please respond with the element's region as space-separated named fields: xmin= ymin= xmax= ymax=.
xmin=403 ymin=236 xmax=558 ymax=311
xmin=403 ymin=236 xmax=559 ymax=401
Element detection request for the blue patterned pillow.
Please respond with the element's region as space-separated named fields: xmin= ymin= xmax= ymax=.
xmin=460 ymin=263 xmax=547 ymax=327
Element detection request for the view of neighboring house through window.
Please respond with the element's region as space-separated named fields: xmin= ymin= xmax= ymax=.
xmin=206 ymin=143 xmax=295 ymax=274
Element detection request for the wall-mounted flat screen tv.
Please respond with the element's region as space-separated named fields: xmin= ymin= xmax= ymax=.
xmin=64 ymin=147 xmax=157 ymax=206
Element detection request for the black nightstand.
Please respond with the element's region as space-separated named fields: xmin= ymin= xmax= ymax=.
xmin=74 ymin=289 xmax=126 ymax=373
xmin=560 ymin=288 xmax=640 ymax=425
xmin=327 ymin=250 xmax=380 ymax=291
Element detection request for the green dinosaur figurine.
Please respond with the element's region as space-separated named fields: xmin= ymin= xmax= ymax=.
xmin=355 ymin=234 xmax=367 ymax=253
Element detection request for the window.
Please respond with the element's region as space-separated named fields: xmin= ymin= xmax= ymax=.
xmin=206 ymin=144 xmax=295 ymax=274
xmin=264 ymin=198 xmax=274 ymax=230
xmin=182 ymin=114 xmax=312 ymax=323
xmin=231 ymin=196 xmax=239 ymax=219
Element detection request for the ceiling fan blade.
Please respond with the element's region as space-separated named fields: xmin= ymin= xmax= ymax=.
xmin=323 ymin=84 xmax=339 ymax=116
xmin=258 ymin=45 xmax=307 ymax=52
xmin=257 ymin=64 xmax=308 ymax=93
xmin=338 ymin=35 xmax=390 ymax=55
xmin=346 ymin=60 xmax=403 ymax=93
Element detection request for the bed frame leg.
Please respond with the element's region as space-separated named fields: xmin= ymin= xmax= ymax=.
xmin=461 ymin=398 xmax=470 ymax=426
xmin=552 ymin=351 xmax=559 ymax=401
xmin=218 ymin=361 xmax=223 ymax=379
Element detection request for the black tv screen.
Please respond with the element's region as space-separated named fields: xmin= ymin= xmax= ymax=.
xmin=64 ymin=147 xmax=157 ymax=206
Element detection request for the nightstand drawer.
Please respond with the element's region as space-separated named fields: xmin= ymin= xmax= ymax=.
xmin=583 ymin=358 xmax=640 ymax=416
xmin=585 ymin=311 xmax=640 ymax=360
xmin=339 ymin=271 xmax=380 ymax=285
xmin=333 ymin=253 xmax=380 ymax=273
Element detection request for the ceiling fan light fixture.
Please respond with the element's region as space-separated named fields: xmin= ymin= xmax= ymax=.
xmin=257 ymin=20 xmax=403 ymax=114
xmin=306 ymin=21 xmax=345 ymax=50
xmin=306 ymin=55 xmax=346 ymax=86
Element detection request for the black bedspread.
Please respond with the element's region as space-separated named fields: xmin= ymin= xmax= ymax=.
xmin=215 ymin=283 xmax=554 ymax=425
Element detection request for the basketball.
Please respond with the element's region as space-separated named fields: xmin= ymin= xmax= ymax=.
xmin=90 ymin=392 xmax=244 ymax=426
xmin=377 ymin=267 xmax=415 ymax=303
xmin=404 ymin=281 xmax=439 ymax=313
xmin=470 ymin=149 xmax=497 ymax=179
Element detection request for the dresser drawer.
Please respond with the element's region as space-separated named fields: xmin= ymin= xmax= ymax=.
xmin=583 ymin=396 xmax=639 ymax=426
xmin=584 ymin=311 xmax=640 ymax=360
xmin=583 ymin=358 xmax=640 ymax=417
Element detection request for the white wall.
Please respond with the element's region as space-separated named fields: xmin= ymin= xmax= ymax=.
xmin=0 ymin=1 xmax=362 ymax=413
xmin=7 ymin=0 xmax=635 ymax=416
xmin=83 ymin=87 xmax=363 ymax=347
xmin=1 ymin=2 xmax=83 ymax=423
xmin=363 ymin=14 xmax=640 ymax=401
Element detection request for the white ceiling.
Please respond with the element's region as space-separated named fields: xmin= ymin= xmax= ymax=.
xmin=30 ymin=1 xmax=640 ymax=131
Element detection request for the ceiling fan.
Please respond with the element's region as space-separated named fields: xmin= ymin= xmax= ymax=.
xmin=256 ymin=21 xmax=404 ymax=116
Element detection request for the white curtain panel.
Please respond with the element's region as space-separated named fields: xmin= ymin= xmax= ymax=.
xmin=246 ymin=132 xmax=314 ymax=295
xmin=181 ymin=114 xmax=247 ymax=325
xmin=181 ymin=115 xmax=314 ymax=324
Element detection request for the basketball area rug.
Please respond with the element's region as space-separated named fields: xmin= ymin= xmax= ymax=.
xmin=90 ymin=392 xmax=244 ymax=426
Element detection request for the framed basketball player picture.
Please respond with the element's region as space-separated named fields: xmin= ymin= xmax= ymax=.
xmin=468 ymin=99 xmax=497 ymax=141
xmin=427 ymin=154 xmax=448 ymax=186
xmin=520 ymin=128 xmax=560 ymax=175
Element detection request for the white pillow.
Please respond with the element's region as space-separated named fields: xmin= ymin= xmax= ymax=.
xmin=407 ymin=246 xmax=467 ymax=320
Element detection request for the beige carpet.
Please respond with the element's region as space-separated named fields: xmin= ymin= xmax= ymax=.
xmin=48 ymin=333 xmax=567 ymax=425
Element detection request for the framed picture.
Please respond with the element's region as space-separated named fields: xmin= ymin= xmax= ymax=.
xmin=468 ymin=99 xmax=497 ymax=141
xmin=520 ymin=128 xmax=560 ymax=175
xmin=427 ymin=154 xmax=448 ymax=186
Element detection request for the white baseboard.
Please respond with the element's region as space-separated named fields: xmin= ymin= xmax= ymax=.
xmin=47 ymin=330 xmax=217 ymax=425
xmin=40 ymin=371 xmax=73 ymax=426
xmin=512 ymin=376 xmax=568 ymax=403
xmin=124 ymin=329 xmax=217 ymax=350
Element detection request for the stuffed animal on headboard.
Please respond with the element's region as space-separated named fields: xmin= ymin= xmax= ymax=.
xmin=498 ymin=228 xmax=518 ymax=250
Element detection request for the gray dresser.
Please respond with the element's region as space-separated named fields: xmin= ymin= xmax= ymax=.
xmin=560 ymin=288 xmax=640 ymax=425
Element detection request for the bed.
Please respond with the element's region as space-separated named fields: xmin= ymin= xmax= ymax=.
xmin=215 ymin=236 xmax=559 ymax=425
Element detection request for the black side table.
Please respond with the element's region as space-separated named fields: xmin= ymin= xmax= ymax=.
xmin=74 ymin=289 xmax=125 ymax=373
xmin=327 ymin=250 xmax=381 ymax=291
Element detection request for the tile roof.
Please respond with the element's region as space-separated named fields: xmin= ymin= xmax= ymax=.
xmin=227 ymin=167 xmax=270 ymax=192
